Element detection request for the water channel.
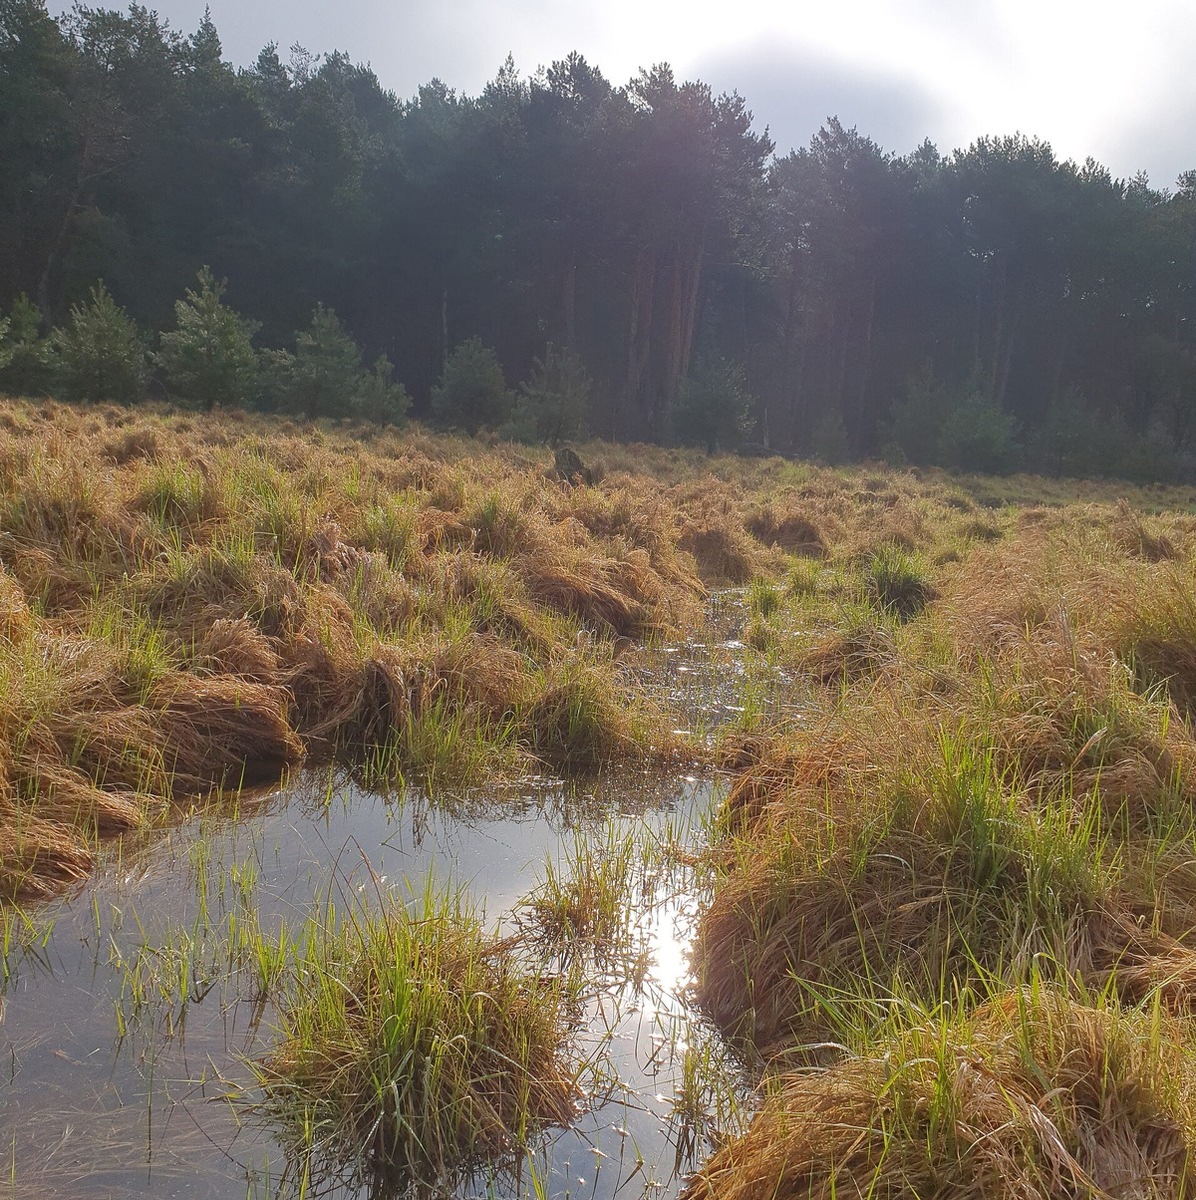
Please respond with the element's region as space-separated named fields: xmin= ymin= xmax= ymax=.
xmin=0 ymin=596 xmax=794 ymax=1199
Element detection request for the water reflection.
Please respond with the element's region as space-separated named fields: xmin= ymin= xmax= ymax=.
xmin=0 ymin=769 xmax=748 ymax=1200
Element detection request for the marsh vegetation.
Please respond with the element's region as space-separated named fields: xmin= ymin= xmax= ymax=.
xmin=6 ymin=400 xmax=1196 ymax=1197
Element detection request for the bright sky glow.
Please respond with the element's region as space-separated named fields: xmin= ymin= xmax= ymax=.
xmin=48 ymin=0 xmax=1196 ymax=187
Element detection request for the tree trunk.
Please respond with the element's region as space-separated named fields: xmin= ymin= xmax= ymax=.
xmin=855 ymin=274 xmax=877 ymax=447
xmin=970 ymin=283 xmax=983 ymax=382
xmin=36 ymin=110 xmax=123 ymax=324
xmin=440 ymin=287 xmax=449 ymax=374
xmin=987 ymin=253 xmax=1007 ymax=394
xmin=994 ymin=306 xmax=1018 ymax=409
xmin=786 ymin=336 xmax=808 ymax=452
xmin=781 ymin=249 xmax=805 ymax=451
xmin=676 ymin=221 xmax=707 ymax=380
xmin=37 ymin=176 xmax=85 ymax=324
xmin=623 ymin=244 xmax=655 ymax=438
xmin=562 ymin=256 xmax=576 ymax=350
xmin=655 ymin=249 xmax=684 ymax=437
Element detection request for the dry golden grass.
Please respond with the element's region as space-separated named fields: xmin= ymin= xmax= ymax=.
xmin=0 ymin=400 xmax=723 ymax=898
xmin=7 ymin=393 xmax=1196 ymax=992
xmin=0 ymin=808 xmax=92 ymax=900
xmin=744 ymin=505 xmax=827 ymax=558
xmin=693 ymin=496 xmax=1196 ymax=1068
xmin=797 ymin=620 xmax=897 ymax=686
xmin=682 ymin=990 xmax=1196 ymax=1200
xmin=694 ymin=635 xmax=1196 ymax=1055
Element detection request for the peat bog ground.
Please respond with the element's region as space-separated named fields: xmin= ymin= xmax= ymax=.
xmin=6 ymin=399 xmax=1196 ymax=1197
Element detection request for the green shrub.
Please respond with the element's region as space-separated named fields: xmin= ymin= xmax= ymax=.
xmin=157 ymin=267 xmax=259 ymax=410
xmin=0 ymin=295 xmax=55 ymax=396
xmin=293 ymin=305 xmax=363 ymax=419
xmin=255 ymin=347 xmax=298 ymax=412
xmin=885 ymin=364 xmax=949 ymax=466
xmin=505 ymin=342 xmax=590 ymax=445
xmin=887 ymin=367 xmax=1019 ymax=474
xmin=430 ymin=337 xmax=513 ymax=435
xmin=941 ymin=388 xmax=1020 ymax=474
xmin=673 ymin=358 xmax=754 ymax=454
xmin=52 ymin=282 xmax=149 ymax=404
xmin=810 ymin=406 xmax=851 ymax=464
xmin=351 ymin=354 xmax=410 ymax=426
xmin=265 ymin=305 xmax=363 ymax=419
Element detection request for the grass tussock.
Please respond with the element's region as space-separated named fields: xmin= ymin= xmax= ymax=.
xmin=682 ymin=989 xmax=1196 ymax=1200
xmin=695 ymin=673 xmax=1196 ymax=1057
xmin=0 ymin=400 xmax=720 ymax=897
xmin=797 ymin=616 xmax=896 ymax=686
xmin=519 ymin=819 xmax=659 ymax=964
xmin=694 ymin=729 xmax=1113 ymax=1053
xmin=971 ymin=618 xmax=1196 ymax=827
xmin=744 ymin=506 xmax=827 ymax=558
xmin=673 ymin=478 xmax=785 ymax=584
xmin=1113 ymin=497 xmax=1183 ymax=561
xmin=522 ymin=658 xmax=672 ymax=773
xmin=862 ymin=542 xmax=938 ymax=620
xmin=1107 ymin=572 xmax=1196 ymax=717
xmin=258 ymin=884 xmax=581 ymax=1193
xmin=694 ymin=565 xmax=1196 ymax=1056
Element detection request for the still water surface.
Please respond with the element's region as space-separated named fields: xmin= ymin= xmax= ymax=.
xmin=1 ymin=770 xmax=747 ymax=1199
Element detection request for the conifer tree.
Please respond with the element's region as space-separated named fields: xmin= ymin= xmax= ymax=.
xmin=158 ymin=267 xmax=259 ymax=409
xmin=53 ymin=283 xmax=148 ymax=404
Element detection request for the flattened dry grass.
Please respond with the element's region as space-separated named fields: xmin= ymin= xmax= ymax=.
xmin=150 ymin=674 xmax=303 ymax=792
xmin=0 ymin=809 xmax=92 ymax=900
xmin=688 ymin=485 xmax=1196 ymax=1199
xmin=683 ymin=989 xmax=1196 ymax=1200
xmin=0 ymin=400 xmax=712 ymax=898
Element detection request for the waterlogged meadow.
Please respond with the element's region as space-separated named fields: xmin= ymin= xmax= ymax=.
xmin=7 ymin=400 xmax=1196 ymax=1196
xmin=2 ymin=771 xmax=746 ymax=1200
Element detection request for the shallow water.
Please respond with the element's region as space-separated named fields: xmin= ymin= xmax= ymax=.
xmin=0 ymin=769 xmax=748 ymax=1200
xmin=627 ymin=590 xmax=807 ymax=738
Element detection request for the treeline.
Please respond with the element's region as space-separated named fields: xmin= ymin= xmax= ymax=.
xmin=2 ymin=1 xmax=1195 ymax=476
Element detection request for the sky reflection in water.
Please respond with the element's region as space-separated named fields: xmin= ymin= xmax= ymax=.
xmin=0 ymin=769 xmax=748 ymax=1200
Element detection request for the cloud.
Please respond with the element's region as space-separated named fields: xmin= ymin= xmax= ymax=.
xmin=1071 ymin=3 xmax=1196 ymax=188
xmin=1102 ymin=74 xmax=1196 ymax=189
xmin=689 ymin=40 xmax=947 ymax=158
xmin=44 ymin=0 xmax=1196 ymax=187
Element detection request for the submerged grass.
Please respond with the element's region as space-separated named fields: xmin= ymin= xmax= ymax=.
xmin=518 ymin=817 xmax=665 ymax=969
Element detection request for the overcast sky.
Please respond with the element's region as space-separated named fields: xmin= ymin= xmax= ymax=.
xmin=48 ymin=0 xmax=1196 ymax=189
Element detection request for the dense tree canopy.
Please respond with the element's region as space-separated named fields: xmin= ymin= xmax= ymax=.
xmin=2 ymin=1 xmax=1195 ymax=477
